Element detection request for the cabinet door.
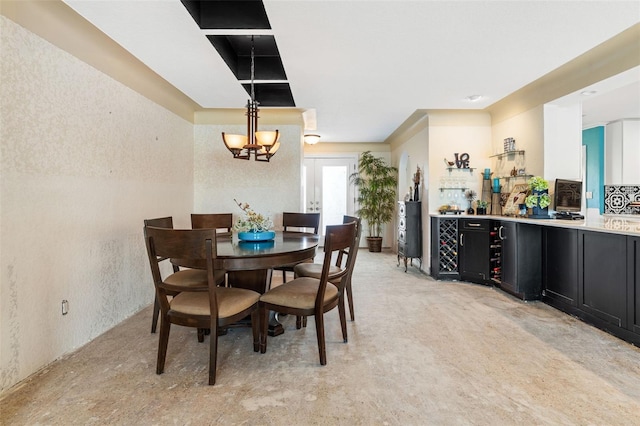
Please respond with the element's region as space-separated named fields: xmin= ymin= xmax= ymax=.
xmin=543 ymin=227 xmax=578 ymax=307
xmin=628 ymin=237 xmax=640 ymax=335
xmin=578 ymin=231 xmax=627 ymax=328
xmin=459 ymin=219 xmax=490 ymax=284
xmin=404 ymin=202 xmax=422 ymax=258
xmin=499 ymin=222 xmax=541 ymax=300
xmin=500 ymin=221 xmax=517 ymax=294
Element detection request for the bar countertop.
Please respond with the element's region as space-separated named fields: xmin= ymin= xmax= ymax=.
xmin=429 ymin=213 xmax=640 ymax=237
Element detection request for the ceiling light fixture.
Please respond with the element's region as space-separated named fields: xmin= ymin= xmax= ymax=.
xmin=581 ymin=90 xmax=597 ymax=96
xmin=222 ymin=36 xmax=280 ymax=162
xmin=304 ymin=134 xmax=321 ymax=145
xmin=465 ymin=95 xmax=483 ymax=102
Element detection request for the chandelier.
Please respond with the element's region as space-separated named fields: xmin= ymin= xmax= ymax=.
xmin=222 ymin=36 xmax=280 ymax=162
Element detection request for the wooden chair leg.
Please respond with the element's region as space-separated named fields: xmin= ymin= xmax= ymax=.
xmin=208 ymin=322 xmax=218 ymax=385
xmin=338 ymin=296 xmax=348 ymax=343
xmin=296 ymin=315 xmax=303 ymax=329
xmin=157 ymin=317 xmax=171 ymax=375
xmin=151 ymin=296 xmax=160 ymax=333
xmin=259 ymin=304 xmax=269 ymax=354
xmin=346 ymin=279 xmax=355 ymax=321
xmin=314 ymin=313 xmax=327 ymax=366
xmin=197 ymin=328 xmax=205 ymax=342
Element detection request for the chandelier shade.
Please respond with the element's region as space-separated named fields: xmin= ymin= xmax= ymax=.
xmin=221 ymin=36 xmax=279 ymax=162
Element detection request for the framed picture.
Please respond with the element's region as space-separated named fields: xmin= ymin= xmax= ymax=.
xmin=502 ymin=183 xmax=529 ymax=215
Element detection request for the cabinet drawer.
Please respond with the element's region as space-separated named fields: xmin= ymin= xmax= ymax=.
xmin=398 ymin=217 xmax=406 ymax=230
xmin=461 ymin=220 xmax=488 ymax=231
xmin=398 ymin=203 xmax=406 ymax=218
xmin=398 ymin=229 xmax=406 ymax=243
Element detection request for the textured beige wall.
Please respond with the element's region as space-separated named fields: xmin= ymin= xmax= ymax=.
xmin=1 ymin=16 xmax=194 ymax=392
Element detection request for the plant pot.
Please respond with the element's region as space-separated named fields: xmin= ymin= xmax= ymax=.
xmin=476 ymin=207 xmax=486 ymax=215
xmin=529 ymin=189 xmax=550 ymax=219
xmin=366 ymin=236 xmax=383 ymax=252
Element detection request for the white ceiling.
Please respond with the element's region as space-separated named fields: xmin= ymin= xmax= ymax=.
xmin=64 ymin=0 xmax=640 ymax=142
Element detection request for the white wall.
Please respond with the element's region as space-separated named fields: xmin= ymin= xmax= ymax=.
xmin=491 ymin=106 xmax=545 ymax=195
xmin=1 ymin=16 xmax=194 ymax=393
xmin=606 ymin=119 xmax=640 ymax=185
xmin=427 ymin=112 xmax=493 ymax=214
xmin=543 ymin=103 xmax=583 ymax=181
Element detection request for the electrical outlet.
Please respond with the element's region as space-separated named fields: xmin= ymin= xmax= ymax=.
xmin=61 ymin=300 xmax=69 ymax=315
xmin=586 ymin=191 xmax=593 ymax=199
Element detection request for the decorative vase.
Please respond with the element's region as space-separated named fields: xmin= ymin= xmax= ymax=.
xmin=476 ymin=207 xmax=486 ymax=215
xmin=466 ymin=201 xmax=474 ymax=215
xmin=413 ymin=183 xmax=419 ymax=202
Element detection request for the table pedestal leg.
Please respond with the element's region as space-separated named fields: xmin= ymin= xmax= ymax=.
xmin=227 ymin=269 xmax=284 ymax=336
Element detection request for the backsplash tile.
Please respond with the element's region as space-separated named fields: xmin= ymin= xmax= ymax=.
xmin=604 ymin=185 xmax=640 ymax=215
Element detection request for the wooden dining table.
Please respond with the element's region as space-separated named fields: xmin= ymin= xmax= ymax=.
xmin=173 ymin=231 xmax=319 ymax=336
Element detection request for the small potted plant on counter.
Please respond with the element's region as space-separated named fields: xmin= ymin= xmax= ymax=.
xmin=476 ymin=200 xmax=488 ymax=215
xmin=525 ymin=176 xmax=551 ymax=218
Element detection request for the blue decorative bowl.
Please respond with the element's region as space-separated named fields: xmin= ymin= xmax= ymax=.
xmin=238 ymin=231 xmax=275 ymax=242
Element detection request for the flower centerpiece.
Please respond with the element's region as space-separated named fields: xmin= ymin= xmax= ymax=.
xmin=233 ymin=199 xmax=275 ymax=241
xmin=524 ymin=176 xmax=551 ymax=219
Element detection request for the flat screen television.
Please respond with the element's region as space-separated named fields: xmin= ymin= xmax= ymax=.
xmin=554 ymin=179 xmax=582 ymax=213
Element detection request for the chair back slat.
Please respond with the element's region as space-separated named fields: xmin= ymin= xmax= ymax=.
xmin=191 ymin=213 xmax=233 ymax=235
xmin=282 ymin=212 xmax=320 ymax=234
xmin=144 ymin=216 xmax=174 ymax=229
xmin=146 ymin=227 xmax=217 ymax=262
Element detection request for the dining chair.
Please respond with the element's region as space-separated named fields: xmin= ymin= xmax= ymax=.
xmin=145 ymin=226 xmax=260 ymax=385
xmin=273 ymin=212 xmax=321 ymax=282
xmin=144 ymin=217 xmax=227 ymax=335
xmin=144 ymin=217 xmax=193 ymax=333
xmin=293 ymin=215 xmax=361 ymax=327
xmin=191 ymin=213 xmax=233 ymax=236
xmin=258 ymin=221 xmax=357 ymax=365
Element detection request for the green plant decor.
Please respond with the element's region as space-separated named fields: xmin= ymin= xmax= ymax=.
xmin=525 ymin=176 xmax=551 ymax=209
xmin=350 ymin=151 xmax=398 ymax=238
xmin=476 ymin=200 xmax=489 ymax=209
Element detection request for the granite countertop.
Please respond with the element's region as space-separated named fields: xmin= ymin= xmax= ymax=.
xmin=429 ymin=213 xmax=640 ymax=236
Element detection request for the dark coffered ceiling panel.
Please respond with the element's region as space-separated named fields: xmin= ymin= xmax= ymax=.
xmin=181 ymin=0 xmax=271 ymax=30
xmin=181 ymin=0 xmax=294 ymax=107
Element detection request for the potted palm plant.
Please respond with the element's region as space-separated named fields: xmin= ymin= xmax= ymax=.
xmin=350 ymin=151 xmax=398 ymax=252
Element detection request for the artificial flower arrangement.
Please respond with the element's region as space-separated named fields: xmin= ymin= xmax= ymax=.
xmin=232 ymin=199 xmax=273 ymax=232
xmin=525 ymin=176 xmax=551 ymax=209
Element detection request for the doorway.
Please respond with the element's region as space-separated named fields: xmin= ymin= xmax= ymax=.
xmin=303 ymin=155 xmax=357 ymax=240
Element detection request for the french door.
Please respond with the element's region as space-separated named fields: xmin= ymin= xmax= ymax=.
xmin=303 ymin=156 xmax=356 ymax=240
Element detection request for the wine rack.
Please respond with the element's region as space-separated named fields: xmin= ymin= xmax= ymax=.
xmin=489 ymin=221 xmax=502 ymax=284
xmin=430 ymin=217 xmax=460 ymax=280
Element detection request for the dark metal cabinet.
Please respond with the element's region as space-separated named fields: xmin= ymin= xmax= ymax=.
xmin=542 ymin=227 xmax=578 ymax=307
xmin=628 ymin=237 xmax=640 ymax=335
xmin=397 ymin=201 xmax=422 ymax=272
xmin=578 ymin=230 xmax=627 ymax=328
xmin=459 ymin=219 xmax=490 ymax=284
xmin=430 ymin=216 xmax=459 ymax=280
xmin=498 ymin=221 xmax=542 ymax=300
